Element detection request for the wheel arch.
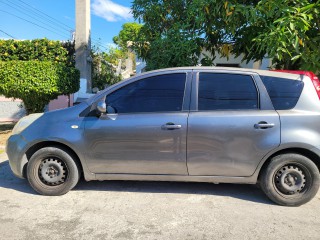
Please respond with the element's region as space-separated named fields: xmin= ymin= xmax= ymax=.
xmin=24 ymin=141 xmax=84 ymax=178
xmin=258 ymin=147 xmax=320 ymax=180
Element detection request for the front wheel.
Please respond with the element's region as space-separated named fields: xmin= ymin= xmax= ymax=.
xmin=27 ymin=146 xmax=80 ymax=196
xmin=260 ymin=153 xmax=320 ymax=206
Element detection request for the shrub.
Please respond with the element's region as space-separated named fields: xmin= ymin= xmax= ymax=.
xmin=92 ymin=67 xmax=122 ymax=90
xmin=0 ymin=61 xmax=80 ymax=114
xmin=92 ymin=62 xmax=122 ymax=90
xmin=0 ymin=39 xmax=73 ymax=64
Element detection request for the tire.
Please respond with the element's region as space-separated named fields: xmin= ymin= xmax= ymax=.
xmin=260 ymin=153 xmax=320 ymax=206
xmin=27 ymin=146 xmax=80 ymax=196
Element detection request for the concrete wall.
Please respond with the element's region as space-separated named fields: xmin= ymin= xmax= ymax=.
xmin=47 ymin=95 xmax=73 ymax=111
xmin=0 ymin=95 xmax=74 ymax=122
xmin=0 ymin=96 xmax=26 ymax=122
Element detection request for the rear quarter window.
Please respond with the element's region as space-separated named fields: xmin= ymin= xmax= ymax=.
xmin=260 ymin=75 xmax=304 ymax=110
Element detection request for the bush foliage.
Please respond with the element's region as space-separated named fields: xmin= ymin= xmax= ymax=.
xmin=92 ymin=62 xmax=122 ymax=90
xmin=0 ymin=39 xmax=79 ymax=114
xmin=0 ymin=61 xmax=79 ymax=114
xmin=0 ymin=39 xmax=74 ymax=63
xmin=91 ymin=48 xmax=122 ymax=90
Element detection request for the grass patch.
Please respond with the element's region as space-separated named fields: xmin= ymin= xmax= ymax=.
xmin=0 ymin=123 xmax=14 ymax=146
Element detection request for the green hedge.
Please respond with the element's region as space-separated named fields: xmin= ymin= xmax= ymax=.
xmin=0 ymin=61 xmax=80 ymax=114
xmin=0 ymin=39 xmax=74 ymax=64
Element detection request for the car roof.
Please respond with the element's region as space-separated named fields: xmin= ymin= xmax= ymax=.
xmin=271 ymin=70 xmax=318 ymax=80
xmin=137 ymin=66 xmax=302 ymax=80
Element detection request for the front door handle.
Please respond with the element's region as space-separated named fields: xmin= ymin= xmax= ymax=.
xmin=161 ymin=123 xmax=182 ymax=130
xmin=254 ymin=121 xmax=275 ymax=129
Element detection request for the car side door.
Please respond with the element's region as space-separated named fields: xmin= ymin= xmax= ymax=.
xmin=187 ymin=71 xmax=280 ymax=177
xmin=83 ymin=71 xmax=192 ymax=175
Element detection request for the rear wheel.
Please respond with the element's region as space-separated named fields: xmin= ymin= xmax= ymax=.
xmin=27 ymin=146 xmax=80 ymax=196
xmin=260 ymin=153 xmax=320 ymax=206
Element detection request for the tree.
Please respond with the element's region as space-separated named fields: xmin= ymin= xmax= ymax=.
xmin=132 ymin=0 xmax=320 ymax=72
xmin=232 ymin=0 xmax=320 ymax=71
xmin=132 ymin=0 xmax=230 ymax=70
xmin=91 ymin=24 xmax=140 ymax=90
xmin=113 ymin=22 xmax=143 ymax=50
xmin=112 ymin=22 xmax=144 ymax=72
xmin=91 ymin=47 xmax=122 ymax=90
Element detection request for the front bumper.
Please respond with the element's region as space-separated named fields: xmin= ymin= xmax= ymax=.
xmin=6 ymin=134 xmax=29 ymax=179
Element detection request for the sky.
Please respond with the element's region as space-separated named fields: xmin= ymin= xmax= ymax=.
xmin=0 ymin=0 xmax=134 ymax=51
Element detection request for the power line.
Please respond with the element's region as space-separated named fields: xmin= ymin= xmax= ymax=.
xmin=92 ymin=41 xmax=110 ymax=52
xmin=0 ymin=1 xmax=72 ymax=36
xmin=0 ymin=0 xmax=111 ymax=51
xmin=16 ymin=0 xmax=74 ymax=31
xmin=0 ymin=29 xmax=16 ymax=39
xmin=1 ymin=0 xmax=72 ymax=32
xmin=8 ymin=0 xmax=73 ymax=33
xmin=0 ymin=10 xmax=70 ymax=39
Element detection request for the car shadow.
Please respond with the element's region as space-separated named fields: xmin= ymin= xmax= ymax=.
xmin=74 ymin=178 xmax=274 ymax=205
xmin=0 ymin=160 xmax=274 ymax=205
xmin=0 ymin=160 xmax=36 ymax=195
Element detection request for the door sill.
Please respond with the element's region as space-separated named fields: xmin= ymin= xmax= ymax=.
xmin=93 ymin=173 xmax=257 ymax=184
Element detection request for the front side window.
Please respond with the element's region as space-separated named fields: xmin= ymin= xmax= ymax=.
xmin=105 ymin=73 xmax=186 ymax=113
xmin=198 ymin=73 xmax=258 ymax=110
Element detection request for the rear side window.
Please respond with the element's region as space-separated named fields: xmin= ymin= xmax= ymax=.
xmin=198 ymin=73 xmax=258 ymax=110
xmin=260 ymin=76 xmax=304 ymax=110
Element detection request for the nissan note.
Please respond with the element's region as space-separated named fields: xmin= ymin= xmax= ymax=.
xmin=6 ymin=67 xmax=320 ymax=206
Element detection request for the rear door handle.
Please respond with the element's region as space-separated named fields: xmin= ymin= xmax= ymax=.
xmin=161 ymin=123 xmax=182 ymax=130
xmin=254 ymin=122 xmax=275 ymax=129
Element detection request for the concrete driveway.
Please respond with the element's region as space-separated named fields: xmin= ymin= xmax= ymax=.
xmin=0 ymin=153 xmax=320 ymax=240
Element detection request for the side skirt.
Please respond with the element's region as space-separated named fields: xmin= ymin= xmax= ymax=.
xmin=91 ymin=173 xmax=258 ymax=184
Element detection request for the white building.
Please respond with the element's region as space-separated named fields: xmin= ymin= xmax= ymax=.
xmin=135 ymin=51 xmax=272 ymax=74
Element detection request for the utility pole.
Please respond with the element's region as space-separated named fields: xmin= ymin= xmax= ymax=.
xmin=75 ymin=0 xmax=92 ymax=101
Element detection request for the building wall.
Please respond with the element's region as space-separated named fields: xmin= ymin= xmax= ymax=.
xmin=135 ymin=52 xmax=272 ymax=74
xmin=0 ymin=95 xmax=74 ymax=122
xmin=200 ymin=51 xmax=272 ymax=69
xmin=47 ymin=95 xmax=73 ymax=111
xmin=0 ymin=96 xmax=26 ymax=122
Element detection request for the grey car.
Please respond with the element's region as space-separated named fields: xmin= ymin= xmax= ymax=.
xmin=6 ymin=67 xmax=320 ymax=206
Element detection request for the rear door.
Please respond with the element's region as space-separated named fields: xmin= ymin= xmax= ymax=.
xmin=187 ymin=71 xmax=280 ymax=176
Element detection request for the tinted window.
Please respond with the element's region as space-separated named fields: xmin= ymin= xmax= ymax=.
xmin=198 ymin=73 xmax=258 ymax=110
xmin=106 ymin=73 xmax=186 ymax=113
xmin=261 ymin=76 xmax=304 ymax=110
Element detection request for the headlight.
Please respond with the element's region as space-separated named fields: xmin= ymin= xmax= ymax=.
xmin=12 ymin=113 xmax=44 ymax=135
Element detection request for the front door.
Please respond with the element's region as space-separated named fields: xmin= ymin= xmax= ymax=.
xmin=83 ymin=73 xmax=190 ymax=175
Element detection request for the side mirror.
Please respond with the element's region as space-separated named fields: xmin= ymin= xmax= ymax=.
xmin=96 ymin=100 xmax=106 ymax=114
xmin=106 ymin=105 xmax=117 ymax=114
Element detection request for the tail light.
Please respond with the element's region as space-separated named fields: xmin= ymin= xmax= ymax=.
xmin=311 ymin=76 xmax=320 ymax=100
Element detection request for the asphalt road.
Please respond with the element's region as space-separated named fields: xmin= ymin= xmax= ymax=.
xmin=0 ymin=153 xmax=320 ymax=240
